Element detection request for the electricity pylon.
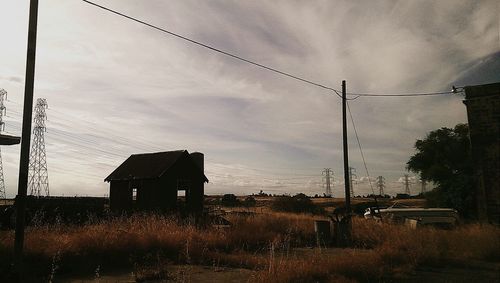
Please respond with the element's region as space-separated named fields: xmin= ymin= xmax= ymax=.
xmin=403 ymin=174 xmax=411 ymax=195
xmin=28 ymin=98 xmax=49 ymax=197
xmin=420 ymin=178 xmax=427 ymax=194
xmin=376 ymin=176 xmax=385 ymax=196
xmin=0 ymin=89 xmax=6 ymax=199
xmin=322 ymin=168 xmax=333 ymax=197
xmin=349 ymin=167 xmax=356 ymax=197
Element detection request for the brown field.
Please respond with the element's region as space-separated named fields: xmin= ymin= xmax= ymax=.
xmin=207 ymin=196 xmax=426 ymax=214
xmin=0 ymin=204 xmax=498 ymax=282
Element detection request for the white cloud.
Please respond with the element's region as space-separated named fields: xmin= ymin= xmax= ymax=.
xmin=0 ymin=0 xmax=498 ymax=197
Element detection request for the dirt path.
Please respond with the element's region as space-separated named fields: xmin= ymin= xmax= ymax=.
xmin=59 ymin=265 xmax=254 ymax=283
xmin=393 ymin=260 xmax=500 ymax=283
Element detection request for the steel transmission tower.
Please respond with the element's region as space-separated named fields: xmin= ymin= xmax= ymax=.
xmin=349 ymin=167 xmax=356 ymax=197
xmin=0 ymin=89 xmax=7 ymax=199
xmin=420 ymin=179 xmax=427 ymax=194
xmin=28 ymin=98 xmax=49 ymax=197
xmin=403 ymin=174 xmax=411 ymax=195
xmin=376 ymin=176 xmax=385 ymax=196
xmin=322 ymin=168 xmax=334 ymax=197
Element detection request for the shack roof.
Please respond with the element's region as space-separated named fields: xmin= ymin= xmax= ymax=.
xmin=104 ymin=150 xmax=208 ymax=182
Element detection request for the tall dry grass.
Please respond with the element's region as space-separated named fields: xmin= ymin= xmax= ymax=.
xmin=0 ymin=212 xmax=315 ymax=278
xmin=255 ymin=217 xmax=500 ymax=282
xmin=0 ymin=212 xmax=498 ymax=282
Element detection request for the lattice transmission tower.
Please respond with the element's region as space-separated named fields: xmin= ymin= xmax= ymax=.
xmin=420 ymin=178 xmax=427 ymax=194
xmin=376 ymin=176 xmax=385 ymax=196
xmin=403 ymin=174 xmax=411 ymax=195
xmin=322 ymin=168 xmax=333 ymax=197
xmin=28 ymin=98 xmax=49 ymax=197
xmin=0 ymin=89 xmax=7 ymax=199
xmin=349 ymin=167 xmax=356 ymax=197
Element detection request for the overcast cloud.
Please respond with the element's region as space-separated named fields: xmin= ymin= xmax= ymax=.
xmin=0 ymin=0 xmax=499 ymax=197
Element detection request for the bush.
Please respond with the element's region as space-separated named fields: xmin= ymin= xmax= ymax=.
xmin=271 ymin=193 xmax=324 ymax=214
xmin=243 ymin=196 xmax=256 ymax=207
xmin=221 ymin=194 xmax=240 ymax=207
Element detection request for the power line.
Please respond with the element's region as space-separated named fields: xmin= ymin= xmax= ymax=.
xmin=346 ymin=102 xmax=376 ymax=196
xmin=11 ymin=114 xmax=321 ymax=184
xmin=81 ymin=0 xmax=460 ymax=99
xmin=81 ymin=0 xmax=344 ymax=98
xmin=347 ymin=90 xmax=456 ymax=97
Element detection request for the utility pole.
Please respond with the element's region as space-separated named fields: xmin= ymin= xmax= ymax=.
xmin=0 ymin=89 xmax=7 ymax=200
xmin=348 ymin=167 xmax=356 ymax=197
xmin=28 ymin=98 xmax=49 ymax=197
xmin=404 ymin=174 xmax=411 ymax=195
xmin=322 ymin=168 xmax=333 ymax=197
xmin=15 ymin=0 xmax=39 ymax=272
xmin=376 ymin=176 xmax=385 ymax=196
xmin=342 ymin=80 xmax=352 ymax=245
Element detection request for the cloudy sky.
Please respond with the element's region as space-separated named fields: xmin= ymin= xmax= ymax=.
xmin=0 ymin=0 xmax=499 ymax=198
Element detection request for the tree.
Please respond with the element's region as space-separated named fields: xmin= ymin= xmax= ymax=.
xmin=270 ymin=193 xmax=324 ymax=214
xmin=243 ymin=196 xmax=256 ymax=207
xmin=407 ymin=124 xmax=475 ymax=217
xmin=221 ymin=194 xmax=240 ymax=207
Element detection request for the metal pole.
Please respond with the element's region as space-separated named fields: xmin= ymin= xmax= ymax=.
xmin=15 ymin=0 xmax=39 ymax=270
xmin=342 ymin=80 xmax=352 ymax=245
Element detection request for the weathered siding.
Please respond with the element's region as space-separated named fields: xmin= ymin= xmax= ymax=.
xmin=110 ymin=180 xmax=132 ymax=212
xmin=107 ymin=150 xmax=206 ymax=215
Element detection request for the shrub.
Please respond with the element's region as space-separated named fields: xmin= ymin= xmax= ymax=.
xmin=271 ymin=194 xmax=324 ymax=214
xmin=221 ymin=194 xmax=240 ymax=207
xmin=243 ymin=196 xmax=256 ymax=207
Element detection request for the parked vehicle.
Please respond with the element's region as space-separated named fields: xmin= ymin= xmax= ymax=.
xmin=364 ymin=204 xmax=460 ymax=227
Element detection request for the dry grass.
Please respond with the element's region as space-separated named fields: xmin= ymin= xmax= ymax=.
xmin=0 ymin=212 xmax=315 ymax=279
xmin=254 ymin=218 xmax=500 ymax=282
xmin=0 ymin=212 xmax=498 ymax=282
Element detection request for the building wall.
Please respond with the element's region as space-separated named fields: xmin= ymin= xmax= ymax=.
xmin=188 ymin=179 xmax=204 ymax=215
xmin=464 ymin=83 xmax=500 ymax=224
xmin=108 ymin=161 xmax=205 ymax=214
xmin=166 ymin=156 xmax=205 ymax=214
xmin=110 ymin=180 xmax=132 ymax=212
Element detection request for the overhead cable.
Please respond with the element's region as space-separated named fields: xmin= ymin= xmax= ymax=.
xmin=82 ymin=0 xmax=460 ymax=99
xmin=81 ymin=0 xmax=344 ymax=98
xmin=346 ymin=102 xmax=376 ymax=196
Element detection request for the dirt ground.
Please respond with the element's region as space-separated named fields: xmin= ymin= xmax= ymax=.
xmin=58 ymin=265 xmax=254 ymax=283
xmin=58 ymin=260 xmax=499 ymax=283
xmin=394 ymin=260 xmax=500 ymax=283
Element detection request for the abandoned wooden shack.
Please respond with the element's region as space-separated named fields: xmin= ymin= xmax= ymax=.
xmin=105 ymin=150 xmax=208 ymax=214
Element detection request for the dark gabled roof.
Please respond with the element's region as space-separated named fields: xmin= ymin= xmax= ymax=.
xmin=104 ymin=150 xmax=208 ymax=182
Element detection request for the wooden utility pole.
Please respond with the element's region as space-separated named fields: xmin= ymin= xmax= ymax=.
xmin=15 ymin=0 xmax=39 ymax=271
xmin=342 ymin=80 xmax=352 ymax=245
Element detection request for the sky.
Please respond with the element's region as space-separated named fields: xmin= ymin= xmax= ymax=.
xmin=0 ymin=0 xmax=499 ymax=198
